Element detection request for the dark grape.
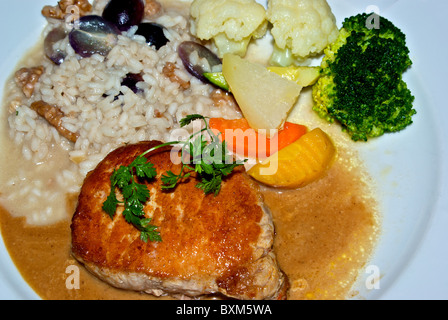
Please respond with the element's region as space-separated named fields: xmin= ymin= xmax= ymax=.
xmin=102 ymin=0 xmax=145 ymax=32
xmin=103 ymin=73 xmax=144 ymax=100
xmin=135 ymin=23 xmax=169 ymax=50
xmin=121 ymin=73 xmax=144 ymax=94
xmin=69 ymin=15 xmax=120 ymax=58
xmin=44 ymin=27 xmax=68 ymax=65
xmin=177 ymin=41 xmax=222 ymax=82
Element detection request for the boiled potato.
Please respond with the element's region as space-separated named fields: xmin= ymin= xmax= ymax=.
xmin=222 ymin=54 xmax=302 ymax=133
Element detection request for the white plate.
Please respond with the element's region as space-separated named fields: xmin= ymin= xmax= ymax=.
xmin=0 ymin=0 xmax=447 ymax=300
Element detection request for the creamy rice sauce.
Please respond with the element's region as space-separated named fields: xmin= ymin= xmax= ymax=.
xmin=0 ymin=0 xmax=379 ymax=300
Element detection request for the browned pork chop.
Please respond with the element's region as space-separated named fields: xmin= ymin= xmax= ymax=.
xmin=71 ymin=141 xmax=287 ymax=300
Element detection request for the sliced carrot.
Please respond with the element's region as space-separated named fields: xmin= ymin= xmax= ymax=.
xmin=209 ymin=118 xmax=307 ymax=159
xmin=276 ymin=122 xmax=308 ymax=151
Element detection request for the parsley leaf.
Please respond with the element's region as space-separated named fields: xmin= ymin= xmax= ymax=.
xmin=131 ymin=156 xmax=157 ymax=179
xmin=102 ymin=185 xmax=119 ymax=218
xmin=179 ymin=114 xmax=205 ymax=127
xmin=161 ymin=170 xmax=182 ymax=189
xmin=196 ymin=174 xmax=223 ymax=196
xmin=112 ymin=166 xmax=132 ymax=189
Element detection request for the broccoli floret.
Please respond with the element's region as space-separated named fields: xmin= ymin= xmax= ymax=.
xmin=312 ymin=13 xmax=416 ymax=141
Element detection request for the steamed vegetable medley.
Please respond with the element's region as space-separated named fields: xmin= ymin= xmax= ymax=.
xmin=184 ymin=0 xmax=416 ymax=188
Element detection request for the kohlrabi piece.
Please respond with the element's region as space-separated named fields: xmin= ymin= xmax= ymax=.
xmin=222 ymin=54 xmax=302 ymax=133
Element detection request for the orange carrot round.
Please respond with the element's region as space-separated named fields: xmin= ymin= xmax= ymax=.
xmin=209 ymin=118 xmax=307 ymax=159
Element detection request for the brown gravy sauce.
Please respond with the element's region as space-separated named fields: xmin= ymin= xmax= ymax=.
xmin=264 ymin=159 xmax=378 ymax=299
xmin=0 ymin=147 xmax=378 ymax=300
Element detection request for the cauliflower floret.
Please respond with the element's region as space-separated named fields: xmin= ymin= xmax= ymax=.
xmin=190 ymin=0 xmax=267 ymax=57
xmin=267 ymin=0 xmax=339 ymax=61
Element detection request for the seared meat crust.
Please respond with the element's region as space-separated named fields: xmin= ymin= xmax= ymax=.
xmin=71 ymin=141 xmax=287 ymax=299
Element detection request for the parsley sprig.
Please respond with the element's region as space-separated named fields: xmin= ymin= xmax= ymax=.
xmin=161 ymin=114 xmax=245 ymax=196
xmin=102 ymin=154 xmax=161 ymax=242
xmin=102 ymin=114 xmax=246 ymax=242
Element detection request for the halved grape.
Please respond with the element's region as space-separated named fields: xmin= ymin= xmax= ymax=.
xmin=69 ymin=15 xmax=120 ymax=58
xmin=135 ymin=23 xmax=168 ymax=50
xmin=121 ymin=72 xmax=144 ymax=94
xmin=44 ymin=27 xmax=68 ymax=65
xmin=102 ymin=0 xmax=145 ymax=32
xmin=177 ymin=41 xmax=222 ymax=82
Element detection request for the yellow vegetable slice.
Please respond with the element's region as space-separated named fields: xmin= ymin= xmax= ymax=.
xmin=267 ymin=65 xmax=321 ymax=87
xmin=247 ymin=128 xmax=336 ymax=188
xmin=203 ymin=66 xmax=320 ymax=91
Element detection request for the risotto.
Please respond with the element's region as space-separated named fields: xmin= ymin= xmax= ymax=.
xmin=2 ymin=0 xmax=240 ymax=225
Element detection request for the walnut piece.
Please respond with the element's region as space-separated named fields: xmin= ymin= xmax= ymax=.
xmin=30 ymin=100 xmax=79 ymax=143
xmin=210 ymin=89 xmax=238 ymax=109
xmin=15 ymin=66 xmax=44 ymax=99
xmin=162 ymin=62 xmax=190 ymax=90
xmin=144 ymin=0 xmax=163 ymax=18
xmin=42 ymin=0 xmax=92 ymax=20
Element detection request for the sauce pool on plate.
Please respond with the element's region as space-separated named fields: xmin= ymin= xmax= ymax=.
xmin=0 ymin=143 xmax=379 ymax=300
